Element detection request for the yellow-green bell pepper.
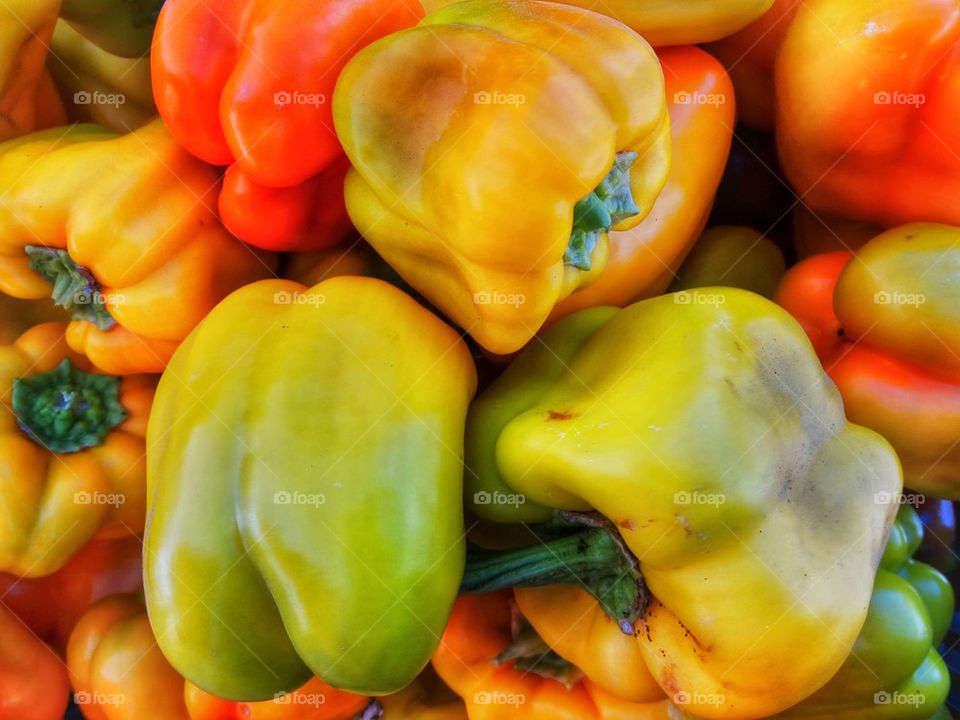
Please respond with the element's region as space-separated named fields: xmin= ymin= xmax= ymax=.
xmin=144 ymin=277 xmax=476 ymax=700
xmin=461 ymin=288 xmax=901 ymax=718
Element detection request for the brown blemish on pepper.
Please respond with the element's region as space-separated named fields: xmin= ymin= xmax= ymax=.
xmin=618 ymin=518 xmax=636 ymax=531
xmin=547 ymin=410 xmax=575 ymax=421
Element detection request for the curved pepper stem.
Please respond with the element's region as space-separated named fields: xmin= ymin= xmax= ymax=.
xmin=461 ymin=512 xmax=647 ymax=635
xmin=25 ymin=246 xmax=115 ymax=330
xmin=13 ymin=359 xmax=127 ymax=453
xmin=565 ymin=151 xmax=640 ymax=271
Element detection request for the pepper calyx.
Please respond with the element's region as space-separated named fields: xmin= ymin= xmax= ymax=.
xmin=25 ymin=245 xmax=115 ymax=330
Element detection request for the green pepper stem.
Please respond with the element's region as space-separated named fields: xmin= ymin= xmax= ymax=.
xmin=25 ymin=245 xmax=115 ymax=330
xmin=461 ymin=514 xmax=647 ymax=634
xmin=564 ymin=151 xmax=640 ymax=271
xmin=13 ymin=359 xmax=127 ymax=453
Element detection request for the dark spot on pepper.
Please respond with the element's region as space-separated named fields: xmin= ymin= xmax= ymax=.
xmin=547 ymin=410 xmax=575 ymax=421
xmin=618 ymin=518 xmax=636 ymax=531
xmin=837 ymin=328 xmax=845 ymax=337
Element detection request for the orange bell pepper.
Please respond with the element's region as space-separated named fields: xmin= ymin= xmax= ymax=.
xmin=433 ymin=591 xmax=673 ymax=720
xmin=550 ymin=46 xmax=734 ymax=321
xmin=0 ymin=602 xmax=70 ymax=720
xmin=185 ymin=677 xmax=371 ymax=720
xmin=0 ymin=536 xmax=141 ymax=652
xmin=0 ymin=119 xmax=274 ymax=374
xmin=151 ymin=0 xmax=422 ymax=251
xmin=777 ymin=223 xmax=960 ymax=498
xmin=776 ymin=0 xmax=960 ymax=226
xmin=68 ymin=593 xmax=190 ymax=720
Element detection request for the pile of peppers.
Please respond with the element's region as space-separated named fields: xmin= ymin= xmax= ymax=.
xmin=0 ymin=0 xmax=957 ymax=719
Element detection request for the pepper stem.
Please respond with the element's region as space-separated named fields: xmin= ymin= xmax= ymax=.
xmin=565 ymin=151 xmax=640 ymax=271
xmin=461 ymin=512 xmax=647 ymax=634
xmin=25 ymin=246 xmax=115 ymax=330
xmin=495 ymin=604 xmax=584 ymax=687
xmin=13 ymin=359 xmax=127 ymax=453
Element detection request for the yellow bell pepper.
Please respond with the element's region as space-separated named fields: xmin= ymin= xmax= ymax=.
xmin=334 ymin=0 xmax=670 ymax=354
xmin=0 ymin=119 xmax=274 ymax=374
xmin=0 ymin=323 xmax=153 ymax=577
xmin=461 ymin=289 xmax=901 ymax=717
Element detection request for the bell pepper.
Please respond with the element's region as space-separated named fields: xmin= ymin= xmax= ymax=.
xmin=48 ymin=21 xmax=157 ymax=133
xmin=548 ymin=46 xmax=734 ymax=322
xmin=0 ymin=535 xmax=141 ymax=652
xmin=434 ymin=591 xmax=674 ymax=720
xmin=520 ymin=504 xmax=952 ymax=719
xmin=421 ymin=0 xmax=773 ymax=46
xmin=0 ymin=0 xmax=161 ymax=142
xmin=0 ymin=1 xmax=67 ymax=141
xmin=68 ymin=593 xmax=191 ymax=720
xmin=705 ymin=0 xmax=797 ymax=131
xmin=775 ymin=0 xmax=960 ymax=227
xmin=334 ymin=0 xmax=671 ymax=355
xmin=185 ymin=677 xmax=371 ymax=720
xmin=0 ymin=602 xmax=70 ymax=720
xmin=776 ymin=223 xmax=960 ymax=498
xmin=668 ymin=226 xmax=786 ymax=299
xmin=150 ymin=0 xmax=422 ymax=252
xmin=460 ymin=289 xmax=901 ymax=717
xmin=0 ymin=323 xmax=153 ymax=576
xmin=0 ymin=119 xmax=275 ymax=374
xmin=145 ymin=277 xmax=476 ymax=699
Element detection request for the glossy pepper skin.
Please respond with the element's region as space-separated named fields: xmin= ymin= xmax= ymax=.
xmin=422 ymin=0 xmax=773 ymax=46
xmin=548 ymin=46 xmax=734 ymax=322
xmin=776 ymin=224 xmax=960 ymax=498
xmin=185 ymin=677 xmax=370 ymax=720
xmin=68 ymin=594 xmax=191 ymax=720
xmin=521 ymin=505 xmax=952 ymax=719
xmin=145 ymin=277 xmax=477 ymax=699
xmin=463 ymin=290 xmax=901 ymax=717
xmin=0 ymin=1 xmax=67 ymax=141
xmin=0 ymin=535 xmax=141 ymax=652
xmin=434 ymin=591 xmax=674 ymax=720
xmin=668 ymin=226 xmax=786 ymax=299
xmin=769 ymin=504 xmax=952 ymax=719
xmin=776 ymin=0 xmax=960 ymax=227
xmin=151 ymin=0 xmax=422 ymax=252
xmin=0 ymin=602 xmax=70 ymax=720
xmin=48 ymin=21 xmax=157 ymax=133
xmin=334 ymin=0 xmax=671 ymax=355
xmin=0 ymin=119 xmax=274 ymax=374
xmin=0 ymin=323 xmax=153 ymax=577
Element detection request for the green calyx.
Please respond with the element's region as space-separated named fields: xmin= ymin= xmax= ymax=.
xmin=564 ymin=151 xmax=640 ymax=271
xmin=25 ymin=246 xmax=115 ymax=331
xmin=13 ymin=359 xmax=127 ymax=453
xmin=496 ymin=611 xmax=584 ymax=687
xmin=461 ymin=512 xmax=647 ymax=634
